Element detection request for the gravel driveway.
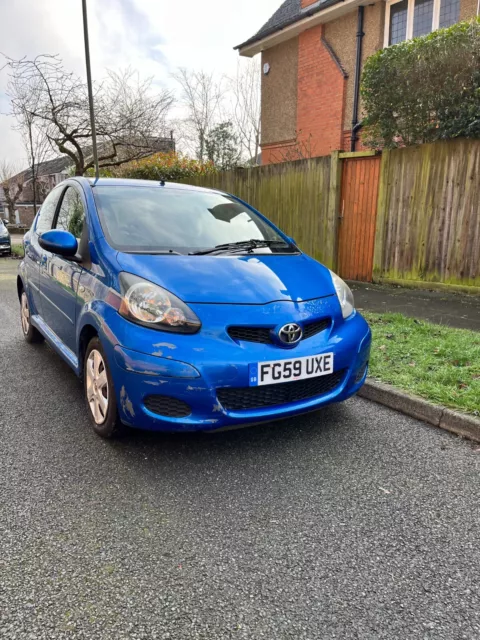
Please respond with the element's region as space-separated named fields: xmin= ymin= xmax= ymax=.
xmin=1 ymin=257 xmax=479 ymax=640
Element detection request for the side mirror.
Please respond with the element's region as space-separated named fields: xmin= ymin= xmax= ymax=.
xmin=39 ymin=230 xmax=78 ymax=257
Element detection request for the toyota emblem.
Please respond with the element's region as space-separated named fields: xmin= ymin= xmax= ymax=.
xmin=278 ymin=323 xmax=303 ymax=345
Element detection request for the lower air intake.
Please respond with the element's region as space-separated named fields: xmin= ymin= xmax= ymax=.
xmin=144 ymin=395 xmax=192 ymax=418
xmin=217 ymin=369 xmax=346 ymax=412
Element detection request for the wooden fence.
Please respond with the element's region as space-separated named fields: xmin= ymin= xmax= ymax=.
xmin=374 ymin=139 xmax=480 ymax=289
xmin=183 ymin=138 xmax=480 ymax=292
xmin=184 ymin=155 xmax=336 ymax=267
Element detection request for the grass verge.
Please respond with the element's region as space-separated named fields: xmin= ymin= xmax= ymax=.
xmin=363 ymin=312 xmax=480 ymax=416
xmin=10 ymin=245 xmax=24 ymax=258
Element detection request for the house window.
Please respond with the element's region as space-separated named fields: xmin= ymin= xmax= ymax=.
xmin=389 ymin=0 xmax=408 ymax=44
xmin=439 ymin=0 xmax=460 ymax=28
xmin=384 ymin=0 xmax=461 ymax=47
xmin=413 ymin=0 xmax=435 ymax=37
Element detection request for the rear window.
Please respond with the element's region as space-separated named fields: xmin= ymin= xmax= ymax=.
xmin=93 ymin=186 xmax=292 ymax=254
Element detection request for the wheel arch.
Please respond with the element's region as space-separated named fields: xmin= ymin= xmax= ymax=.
xmin=78 ymin=324 xmax=99 ymax=379
xmin=16 ymin=275 xmax=24 ymax=301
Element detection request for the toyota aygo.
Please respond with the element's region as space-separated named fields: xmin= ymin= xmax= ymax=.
xmin=18 ymin=178 xmax=371 ymax=438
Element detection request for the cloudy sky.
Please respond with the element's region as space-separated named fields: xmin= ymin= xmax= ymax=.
xmin=0 ymin=0 xmax=279 ymax=165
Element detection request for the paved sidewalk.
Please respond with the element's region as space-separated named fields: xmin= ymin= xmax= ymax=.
xmin=350 ymin=281 xmax=480 ymax=332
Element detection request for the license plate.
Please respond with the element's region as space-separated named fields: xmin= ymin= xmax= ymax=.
xmin=249 ymin=353 xmax=334 ymax=386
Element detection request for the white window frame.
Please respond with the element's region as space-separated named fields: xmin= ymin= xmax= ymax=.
xmin=384 ymin=0 xmax=441 ymax=47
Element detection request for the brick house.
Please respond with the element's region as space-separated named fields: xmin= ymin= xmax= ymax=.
xmin=236 ymin=0 xmax=478 ymax=164
xmin=6 ymin=156 xmax=73 ymax=227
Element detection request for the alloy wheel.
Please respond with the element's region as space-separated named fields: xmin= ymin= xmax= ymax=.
xmin=21 ymin=292 xmax=30 ymax=335
xmin=86 ymin=349 xmax=109 ymax=425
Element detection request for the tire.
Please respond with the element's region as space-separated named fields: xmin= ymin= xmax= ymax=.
xmin=20 ymin=290 xmax=44 ymax=344
xmin=84 ymin=337 xmax=126 ymax=438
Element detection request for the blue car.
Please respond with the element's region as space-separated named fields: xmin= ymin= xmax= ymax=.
xmin=18 ymin=178 xmax=371 ymax=438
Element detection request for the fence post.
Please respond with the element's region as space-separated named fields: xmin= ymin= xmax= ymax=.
xmin=373 ymin=148 xmax=390 ymax=282
xmin=328 ymin=150 xmax=342 ymax=271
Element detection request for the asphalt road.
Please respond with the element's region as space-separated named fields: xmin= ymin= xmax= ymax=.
xmin=1 ymin=257 xmax=479 ymax=640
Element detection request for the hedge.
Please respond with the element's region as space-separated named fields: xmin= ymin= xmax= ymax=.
xmin=361 ymin=18 xmax=480 ymax=148
xmin=88 ymin=152 xmax=217 ymax=181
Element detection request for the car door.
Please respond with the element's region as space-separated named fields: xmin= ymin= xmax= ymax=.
xmin=23 ymin=188 xmax=63 ymax=317
xmin=39 ymin=185 xmax=87 ymax=352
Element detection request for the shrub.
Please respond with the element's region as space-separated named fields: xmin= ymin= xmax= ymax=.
xmin=86 ymin=152 xmax=217 ymax=181
xmin=117 ymin=152 xmax=217 ymax=181
xmin=361 ymin=18 xmax=480 ymax=148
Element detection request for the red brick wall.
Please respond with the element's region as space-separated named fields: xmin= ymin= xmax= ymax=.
xmin=296 ymin=25 xmax=346 ymax=159
xmin=262 ymin=140 xmax=299 ymax=164
xmin=343 ymin=129 xmax=370 ymax=152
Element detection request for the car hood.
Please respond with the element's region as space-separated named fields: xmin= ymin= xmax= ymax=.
xmin=115 ymin=252 xmax=336 ymax=304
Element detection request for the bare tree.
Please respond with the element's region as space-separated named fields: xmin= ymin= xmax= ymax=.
xmin=229 ymin=60 xmax=261 ymax=164
xmin=8 ymin=67 xmax=51 ymax=214
xmin=173 ymin=68 xmax=224 ymax=161
xmin=4 ymin=55 xmax=175 ymax=176
xmin=22 ymin=120 xmax=50 ymax=215
xmin=0 ymin=161 xmax=24 ymax=224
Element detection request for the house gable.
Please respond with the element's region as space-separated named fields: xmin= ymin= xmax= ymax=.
xmin=239 ymin=0 xmax=478 ymax=164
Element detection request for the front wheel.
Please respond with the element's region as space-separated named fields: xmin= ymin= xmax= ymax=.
xmin=20 ymin=290 xmax=44 ymax=344
xmin=84 ymin=337 xmax=126 ymax=438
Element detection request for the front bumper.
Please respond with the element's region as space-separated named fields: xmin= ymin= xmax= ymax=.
xmin=0 ymin=240 xmax=11 ymax=253
xmin=103 ymin=300 xmax=372 ymax=432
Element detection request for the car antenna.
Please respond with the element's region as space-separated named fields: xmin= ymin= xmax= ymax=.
xmin=159 ymin=177 xmax=166 ymax=187
xmin=82 ymin=0 xmax=99 ymax=185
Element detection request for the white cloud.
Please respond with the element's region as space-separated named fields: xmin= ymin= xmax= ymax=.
xmin=0 ymin=0 xmax=279 ymax=165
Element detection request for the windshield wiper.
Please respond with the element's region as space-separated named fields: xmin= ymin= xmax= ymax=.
xmin=189 ymin=239 xmax=292 ymax=256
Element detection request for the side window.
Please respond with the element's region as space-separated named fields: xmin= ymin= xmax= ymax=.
xmin=36 ymin=189 xmax=62 ymax=234
xmin=55 ymin=187 xmax=86 ymax=239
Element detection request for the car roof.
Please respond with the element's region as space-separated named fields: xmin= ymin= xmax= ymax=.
xmin=82 ymin=177 xmax=220 ymax=195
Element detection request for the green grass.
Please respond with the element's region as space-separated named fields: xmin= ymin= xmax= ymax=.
xmin=10 ymin=245 xmax=24 ymax=258
xmin=364 ymin=312 xmax=480 ymax=416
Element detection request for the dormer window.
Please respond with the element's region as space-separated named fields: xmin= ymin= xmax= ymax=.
xmin=384 ymin=0 xmax=460 ymax=46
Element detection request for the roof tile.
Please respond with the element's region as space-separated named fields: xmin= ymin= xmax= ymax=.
xmin=236 ymin=0 xmax=341 ymax=50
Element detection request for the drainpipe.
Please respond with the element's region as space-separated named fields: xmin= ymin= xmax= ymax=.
xmin=351 ymin=5 xmax=365 ymax=152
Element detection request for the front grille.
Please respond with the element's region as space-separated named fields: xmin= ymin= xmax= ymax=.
xmin=144 ymin=395 xmax=192 ymax=418
xmin=301 ymin=318 xmax=331 ymax=340
xmin=228 ymin=326 xmax=272 ymax=344
xmin=228 ymin=318 xmax=331 ymax=345
xmin=217 ymin=369 xmax=346 ymax=411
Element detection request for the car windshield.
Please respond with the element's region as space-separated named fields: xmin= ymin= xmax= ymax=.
xmin=93 ymin=186 xmax=296 ymax=255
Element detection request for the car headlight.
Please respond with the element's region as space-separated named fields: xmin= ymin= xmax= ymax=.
xmin=119 ymin=273 xmax=201 ymax=334
xmin=329 ymin=270 xmax=355 ymax=319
